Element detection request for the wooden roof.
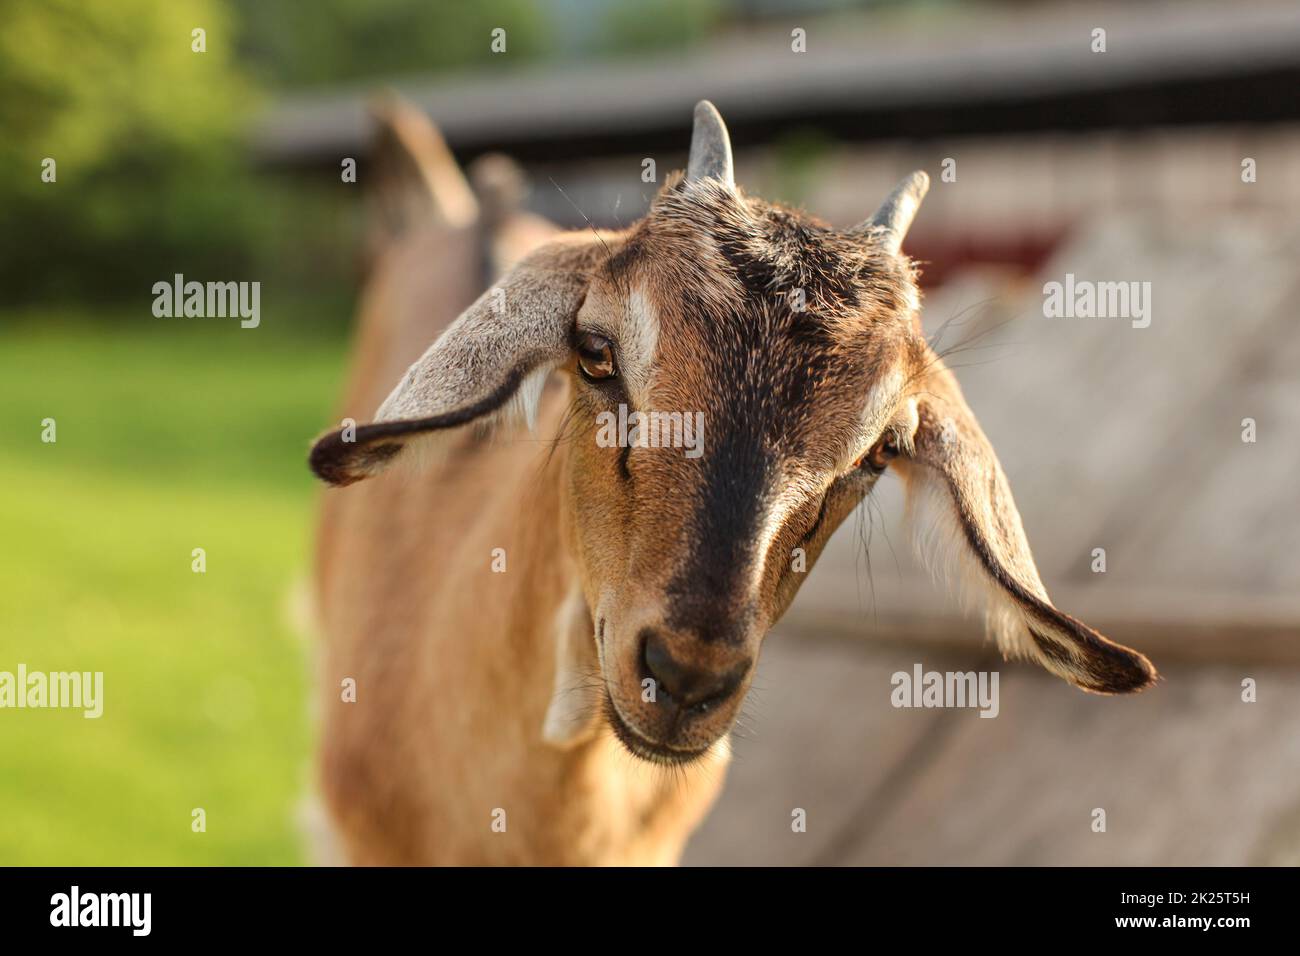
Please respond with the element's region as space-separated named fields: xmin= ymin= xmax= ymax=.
xmin=253 ymin=0 xmax=1300 ymax=168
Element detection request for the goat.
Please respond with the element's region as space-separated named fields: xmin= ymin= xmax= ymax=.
xmin=308 ymin=101 xmax=1156 ymax=866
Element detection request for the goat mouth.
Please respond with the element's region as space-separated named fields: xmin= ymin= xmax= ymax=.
xmin=603 ymin=696 xmax=714 ymax=767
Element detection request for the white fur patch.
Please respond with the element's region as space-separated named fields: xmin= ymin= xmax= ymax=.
xmin=296 ymin=791 xmax=348 ymax=866
xmin=541 ymin=584 xmax=602 ymax=747
xmin=907 ymin=470 xmax=1042 ymax=667
xmin=752 ymin=483 xmax=810 ymax=591
xmin=842 ymin=367 xmax=915 ymax=473
xmin=507 ymin=365 xmax=551 ymax=431
xmin=616 ymin=288 xmax=661 ymax=407
xmin=861 ymin=366 xmax=905 ymax=440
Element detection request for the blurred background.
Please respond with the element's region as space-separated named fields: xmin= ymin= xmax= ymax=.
xmin=1 ymin=0 xmax=1297 ymax=865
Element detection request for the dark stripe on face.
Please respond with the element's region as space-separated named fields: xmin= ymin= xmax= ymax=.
xmin=637 ymin=180 xmax=916 ymax=642
xmin=665 ymin=422 xmax=775 ymax=644
xmin=660 ymin=283 xmax=838 ymax=642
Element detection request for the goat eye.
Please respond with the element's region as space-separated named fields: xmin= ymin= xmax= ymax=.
xmin=576 ymin=332 xmax=617 ymax=381
xmin=859 ymin=433 xmax=899 ymax=473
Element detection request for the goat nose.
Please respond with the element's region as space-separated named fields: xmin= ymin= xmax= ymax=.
xmin=641 ymin=629 xmax=749 ymax=709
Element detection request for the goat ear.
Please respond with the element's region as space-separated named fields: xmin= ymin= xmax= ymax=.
xmin=893 ymin=356 xmax=1157 ymax=694
xmin=309 ymin=235 xmax=602 ymax=486
xmin=367 ymin=94 xmax=478 ymax=244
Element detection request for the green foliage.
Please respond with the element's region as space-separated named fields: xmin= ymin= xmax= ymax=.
xmin=601 ymin=0 xmax=724 ymax=55
xmin=0 ymin=0 xmax=251 ymax=194
xmin=0 ymin=0 xmax=732 ymax=312
xmin=768 ymin=127 xmax=837 ymax=207
xmin=0 ymin=0 xmax=261 ymax=305
xmin=231 ymin=0 xmax=549 ymax=88
xmin=0 ymin=311 xmax=347 ymax=863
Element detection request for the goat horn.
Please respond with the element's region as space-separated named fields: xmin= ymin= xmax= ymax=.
xmin=860 ymin=170 xmax=930 ymax=254
xmin=686 ymin=100 xmax=734 ymax=187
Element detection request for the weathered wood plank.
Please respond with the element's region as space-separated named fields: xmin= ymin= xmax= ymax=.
xmin=685 ymin=635 xmax=1300 ymax=866
xmin=681 ymin=633 xmax=956 ymax=866
xmin=835 ymin=660 xmax=1300 ymax=865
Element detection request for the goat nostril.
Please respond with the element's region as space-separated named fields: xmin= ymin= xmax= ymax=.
xmin=641 ymin=629 xmax=678 ymax=701
xmin=640 ymin=629 xmax=749 ymax=709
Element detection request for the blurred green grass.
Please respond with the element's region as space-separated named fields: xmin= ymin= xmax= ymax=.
xmin=0 ymin=310 xmax=347 ymax=864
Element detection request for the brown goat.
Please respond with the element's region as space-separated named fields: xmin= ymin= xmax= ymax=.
xmin=308 ymin=101 xmax=1155 ymax=865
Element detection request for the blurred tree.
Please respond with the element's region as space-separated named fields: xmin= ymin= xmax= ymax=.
xmin=600 ymin=0 xmax=723 ymax=55
xmin=0 ymin=0 xmax=259 ymax=305
xmin=230 ymin=0 xmax=548 ymax=89
xmin=0 ymin=0 xmax=734 ymax=312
